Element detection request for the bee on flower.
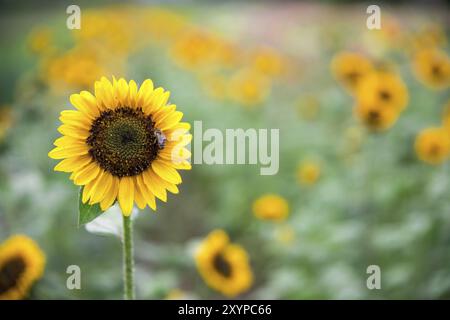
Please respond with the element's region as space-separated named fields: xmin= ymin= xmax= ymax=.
xmin=48 ymin=77 xmax=192 ymax=216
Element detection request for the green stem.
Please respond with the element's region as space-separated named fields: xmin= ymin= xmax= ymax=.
xmin=122 ymin=215 xmax=135 ymax=300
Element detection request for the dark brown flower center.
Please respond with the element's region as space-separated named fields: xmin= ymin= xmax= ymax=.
xmin=431 ymin=64 xmax=442 ymax=79
xmin=379 ymin=90 xmax=391 ymax=101
xmin=213 ymin=252 xmax=232 ymax=278
xmin=368 ymin=110 xmax=381 ymax=124
xmin=0 ymin=256 xmax=26 ymax=295
xmin=87 ymin=107 xmax=166 ymax=178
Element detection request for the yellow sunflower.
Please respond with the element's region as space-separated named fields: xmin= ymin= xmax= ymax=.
xmin=331 ymin=52 xmax=374 ymax=93
xmin=354 ymin=102 xmax=400 ymax=131
xmin=412 ymin=48 xmax=450 ymax=90
xmin=356 ymin=71 xmax=409 ymax=112
xmin=297 ymin=160 xmax=321 ymax=186
xmin=195 ymin=230 xmax=253 ymax=297
xmin=252 ymin=194 xmax=289 ymax=221
xmin=229 ymin=68 xmax=271 ymax=107
xmin=250 ymin=46 xmax=285 ymax=78
xmin=48 ymin=77 xmax=192 ymax=216
xmin=415 ymin=127 xmax=450 ymax=165
xmin=0 ymin=235 xmax=46 ymax=300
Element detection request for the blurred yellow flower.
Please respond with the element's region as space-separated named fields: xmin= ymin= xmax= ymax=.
xmin=356 ymin=71 xmax=408 ymax=112
xmin=48 ymin=77 xmax=192 ymax=216
xmin=0 ymin=107 xmax=13 ymax=142
xmin=195 ymin=230 xmax=253 ymax=297
xmin=27 ymin=26 xmax=54 ymax=56
xmin=354 ymin=102 xmax=399 ymax=131
xmin=214 ymin=40 xmax=240 ymax=69
xmin=141 ymin=8 xmax=189 ymax=44
xmin=331 ymin=52 xmax=374 ymax=93
xmin=43 ymin=46 xmax=107 ymax=90
xmin=408 ymin=24 xmax=448 ymax=52
xmin=229 ymin=68 xmax=271 ymax=107
xmin=0 ymin=235 xmax=45 ymax=300
xmin=252 ymin=194 xmax=289 ymax=221
xmin=412 ymin=48 xmax=450 ymax=90
xmin=171 ymin=29 xmax=218 ymax=70
xmin=415 ymin=127 xmax=450 ymax=165
xmin=72 ymin=9 xmax=134 ymax=55
xmin=297 ymin=161 xmax=321 ymax=186
xmin=250 ymin=46 xmax=285 ymax=77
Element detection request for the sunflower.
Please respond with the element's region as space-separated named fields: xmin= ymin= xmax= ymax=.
xmin=297 ymin=160 xmax=321 ymax=186
xmin=331 ymin=52 xmax=374 ymax=93
xmin=43 ymin=46 xmax=108 ymax=90
xmin=412 ymin=48 xmax=450 ymax=90
xmin=28 ymin=26 xmax=54 ymax=56
xmin=356 ymin=71 xmax=408 ymax=112
xmin=229 ymin=68 xmax=271 ymax=107
xmin=415 ymin=127 xmax=450 ymax=165
xmin=171 ymin=29 xmax=218 ymax=70
xmin=0 ymin=235 xmax=45 ymax=300
xmin=354 ymin=102 xmax=399 ymax=131
xmin=250 ymin=46 xmax=285 ymax=78
xmin=48 ymin=77 xmax=192 ymax=216
xmin=195 ymin=230 xmax=253 ymax=297
xmin=252 ymin=194 xmax=289 ymax=221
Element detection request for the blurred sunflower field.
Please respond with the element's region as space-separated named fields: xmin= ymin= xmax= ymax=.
xmin=0 ymin=0 xmax=449 ymax=300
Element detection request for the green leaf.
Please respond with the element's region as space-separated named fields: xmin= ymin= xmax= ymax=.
xmin=78 ymin=187 xmax=103 ymax=227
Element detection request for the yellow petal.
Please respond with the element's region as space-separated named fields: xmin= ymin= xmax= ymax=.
xmin=136 ymin=175 xmax=157 ymax=210
xmin=116 ymin=78 xmax=129 ymax=106
xmin=57 ymin=124 xmax=90 ymax=139
xmin=151 ymin=160 xmax=182 ymax=184
xmin=54 ymin=136 xmax=86 ymax=148
xmin=100 ymin=177 xmax=119 ymax=211
xmin=54 ymin=155 xmax=92 ymax=172
xmin=73 ymin=162 xmax=101 ymax=186
xmin=158 ymin=111 xmax=183 ymax=131
xmin=89 ymin=170 xmax=113 ymax=204
xmin=133 ymin=177 xmax=147 ymax=210
xmin=142 ymin=169 xmax=167 ymax=202
xmin=59 ymin=110 xmax=91 ymax=128
xmin=48 ymin=145 xmax=89 ymax=159
xmin=149 ymin=170 xmax=179 ymax=194
xmin=142 ymin=87 xmax=164 ymax=114
xmin=70 ymin=92 xmax=100 ymax=119
xmin=95 ymin=78 xmax=116 ymax=110
xmin=153 ymin=104 xmax=176 ymax=124
xmin=136 ymin=79 xmax=154 ymax=107
xmin=118 ymin=176 xmax=134 ymax=216
xmin=82 ymin=179 xmax=97 ymax=203
xmin=128 ymin=80 xmax=138 ymax=108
